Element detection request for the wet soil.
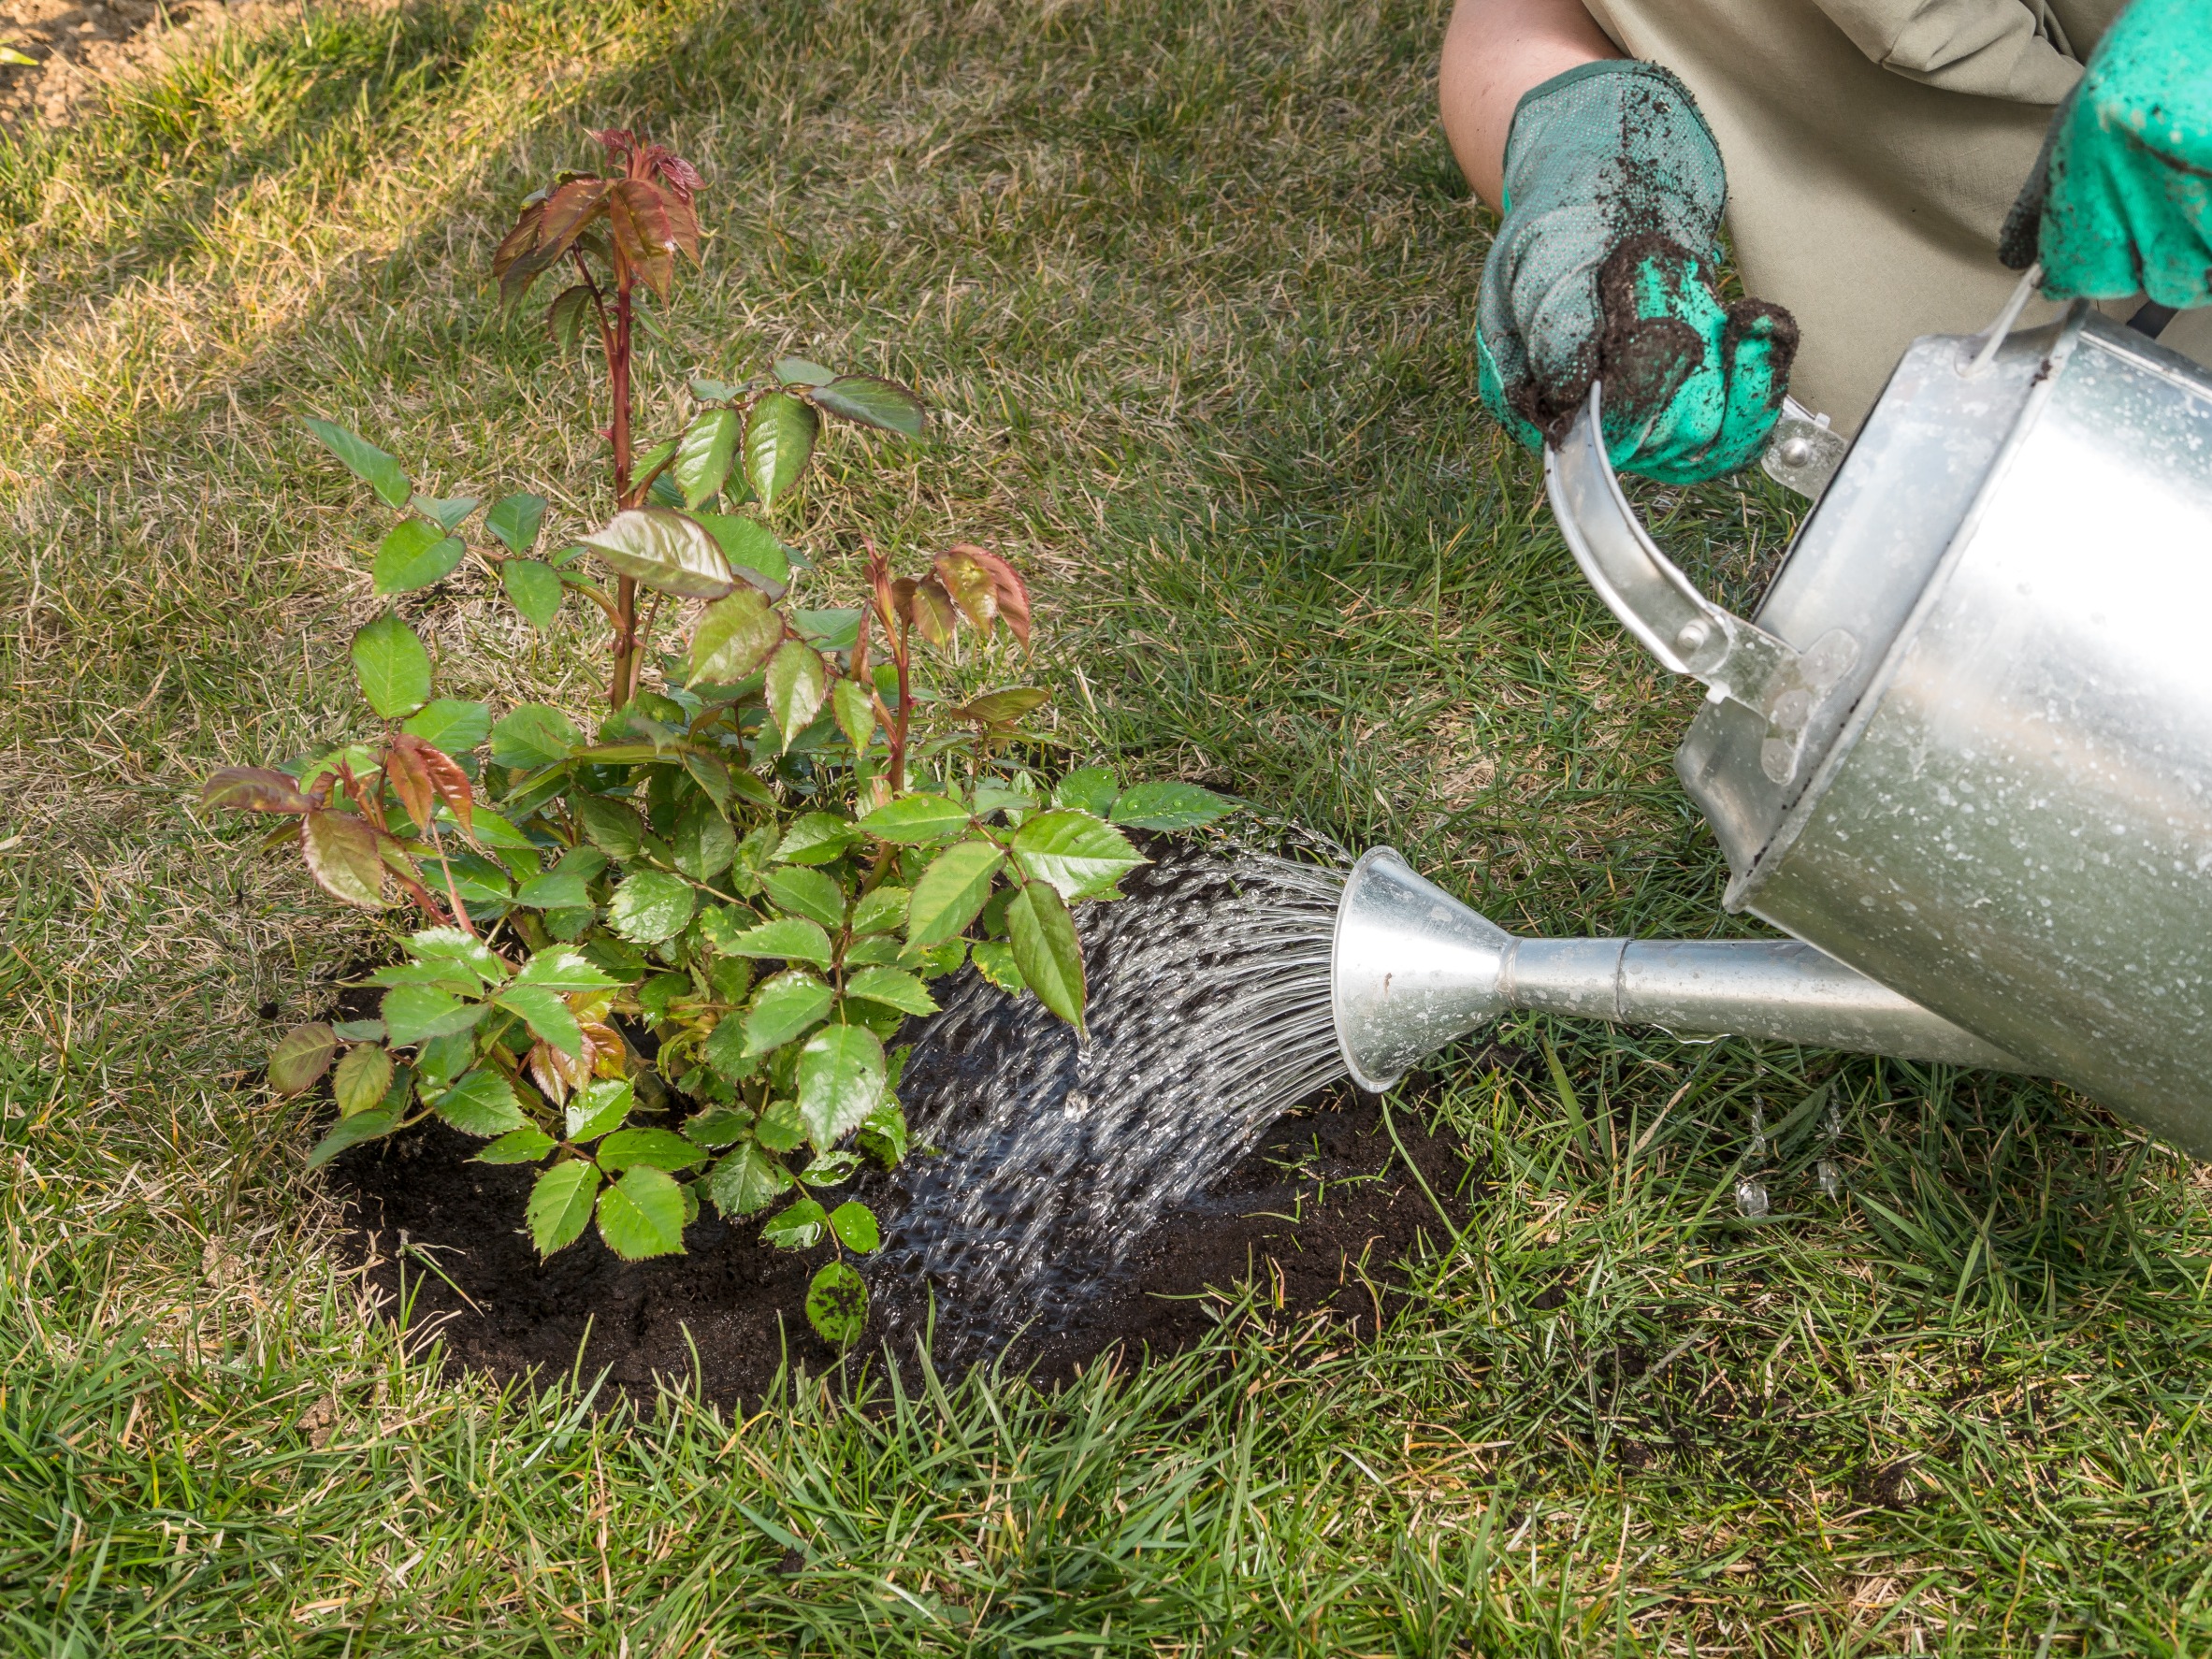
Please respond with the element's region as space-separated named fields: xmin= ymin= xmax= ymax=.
xmin=328 ymin=1088 xmax=1485 ymax=1407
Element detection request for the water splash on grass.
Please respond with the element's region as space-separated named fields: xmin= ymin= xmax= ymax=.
xmin=872 ymin=845 xmax=1347 ymax=1359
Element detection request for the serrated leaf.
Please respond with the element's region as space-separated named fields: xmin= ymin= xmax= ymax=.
xmin=828 ymin=1199 xmax=881 ymax=1252
xmin=726 ymin=916 xmax=833 ymax=967
xmin=405 ymin=926 xmax=510 ymax=982
xmin=595 ymin=1127 xmax=707 ymax=1173
xmin=502 ymin=559 xmax=565 ymax=630
xmin=1109 ymin=781 xmax=1239 ymax=831
xmin=849 ymin=886 xmax=909 ymax=936
xmin=490 ymin=703 xmax=580 ymax=770
xmin=383 ymin=984 xmax=487 ymax=1046
xmin=831 ymin=680 xmax=877 ymax=757
xmin=673 ymin=407 xmax=741 ymax=508
xmin=687 ymin=587 xmax=784 ymax=685
xmin=906 ymin=840 xmax=1004 ymax=945
xmin=608 ymin=871 xmax=696 ymax=945
xmin=268 ymin=1024 xmax=338 ymax=1094
xmin=304 ymin=419 xmax=410 ymax=508
xmin=486 ymin=491 xmax=549 ymax=555
xmin=546 ymin=283 xmax=594 ymax=351
xmin=806 ymin=1261 xmax=868 ymax=1347
xmin=674 ymin=795 xmax=736 ymax=881
xmin=351 ymin=613 xmax=432 ymax=718
xmin=708 ymin=1143 xmax=791 ymax=1217
xmin=811 ymin=375 xmax=926 ymax=439
xmin=765 ymin=641 xmax=826 ymax=750
xmin=303 ymin=811 xmax=387 ymax=909
xmin=571 ymin=794 xmax=644 ymax=858
xmin=566 ymin=1077 xmax=633 ymax=1142
xmin=774 ymin=355 xmax=836 ymax=386
xmin=1053 ymin=766 xmax=1120 ymax=815
xmin=773 ymin=813 xmax=857 ymax=867
xmin=512 ymin=869 xmax=591 ymax=909
xmin=857 ymin=793 xmax=972 ymax=845
xmin=800 ymin=1149 xmax=860 ymax=1188
xmin=372 ymin=519 xmax=464 ymax=595
xmin=1010 ymin=809 xmax=1148 ymax=900
xmin=1008 ymin=880 xmax=1086 ymax=1034
xmin=844 ymin=967 xmax=938 ymax=1016
xmin=761 ymin=1195 xmax=826 ymax=1248
xmin=528 ymin=1161 xmax=601 ymax=1256
xmin=795 ymin=1024 xmax=885 ymax=1152
xmin=332 ymin=1044 xmax=394 ymax=1117
xmin=402 ymin=700 xmax=492 ymax=756
xmin=690 ymin=375 xmax=739 ymax=402
xmin=477 ymin=1126 xmax=557 ymax=1164
xmin=496 ymin=984 xmax=584 ymax=1056
xmin=433 ymin=1067 xmax=528 ymax=1136
xmin=307 ymin=1104 xmax=401 ymax=1168
xmin=202 ymin=766 xmax=309 ymax=815
xmin=972 ymin=939 xmax=1025 ymax=993
xmin=411 ymin=494 xmax=478 ymax=532
xmin=692 ymin=512 xmax=791 ymax=592
xmin=579 ymin=509 xmax=735 ymax=599
xmin=952 ymin=686 xmax=1051 ymax=729
xmin=745 ymin=392 xmax=817 ymax=507
xmin=744 ymin=971 xmax=835 ymax=1055
xmin=759 ymin=866 xmax=844 ymax=931
xmin=512 ymin=948 xmax=627 ymax=991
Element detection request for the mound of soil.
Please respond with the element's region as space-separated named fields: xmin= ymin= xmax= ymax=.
xmin=329 ymin=1089 xmax=1483 ymax=1407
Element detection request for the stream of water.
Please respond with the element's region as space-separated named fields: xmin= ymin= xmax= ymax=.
xmin=869 ymin=844 xmax=1348 ymax=1359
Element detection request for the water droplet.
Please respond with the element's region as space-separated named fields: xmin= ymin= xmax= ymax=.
xmin=1735 ymin=1176 xmax=1770 ymax=1219
xmin=1747 ymin=1103 xmax=1768 ymax=1161
xmin=1816 ymin=1159 xmax=1841 ymax=1199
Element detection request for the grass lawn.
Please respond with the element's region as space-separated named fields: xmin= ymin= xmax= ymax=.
xmin=7 ymin=0 xmax=2212 ymax=1651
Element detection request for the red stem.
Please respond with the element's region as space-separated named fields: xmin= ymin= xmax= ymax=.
xmin=608 ymin=256 xmax=638 ymax=709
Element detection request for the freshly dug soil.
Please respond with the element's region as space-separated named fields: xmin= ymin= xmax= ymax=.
xmin=328 ymin=1088 xmax=1484 ymax=1407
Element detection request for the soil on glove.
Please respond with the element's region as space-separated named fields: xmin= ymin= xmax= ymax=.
xmin=328 ymin=1088 xmax=1485 ymax=1407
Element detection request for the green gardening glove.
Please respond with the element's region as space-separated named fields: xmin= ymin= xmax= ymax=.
xmin=2000 ymin=0 xmax=2212 ymax=308
xmin=1476 ymin=61 xmax=1799 ymax=484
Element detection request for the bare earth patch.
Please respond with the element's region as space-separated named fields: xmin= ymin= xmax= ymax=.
xmin=0 ymin=0 xmax=248 ymax=126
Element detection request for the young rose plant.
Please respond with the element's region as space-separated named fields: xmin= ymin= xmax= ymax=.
xmin=203 ymin=129 xmax=1235 ymax=1347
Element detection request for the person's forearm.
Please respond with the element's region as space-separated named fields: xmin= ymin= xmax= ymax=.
xmin=1439 ymin=0 xmax=1620 ymax=210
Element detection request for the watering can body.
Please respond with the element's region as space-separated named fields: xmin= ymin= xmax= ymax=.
xmin=1547 ymin=301 xmax=2212 ymax=1155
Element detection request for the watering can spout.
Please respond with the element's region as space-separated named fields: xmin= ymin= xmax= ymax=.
xmin=1329 ymin=848 xmax=2029 ymax=1092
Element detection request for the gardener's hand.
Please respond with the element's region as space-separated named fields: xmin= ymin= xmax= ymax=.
xmin=2001 ymin=0 xmax=2212 ymax=309
xmin=1475 ymin=61 xmax=1799 ymax=484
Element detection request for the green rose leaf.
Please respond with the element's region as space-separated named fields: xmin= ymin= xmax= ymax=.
xmin=1007 ymin=879 xmax=1087 ymax=1034
xmin=744 ymin=970 xmax=835 ymax=1056
xmin=351 ymin=613 xmax=432 ymax=718
xmin=683 ymin=1107 xmax=754 ymax=1149
xmin=306 ymin=1104 xmax=401 ymax=1169
xmin=372 ymin=519 xmax=465 ymax=595
xmin=858 ymin=793 xmax=973 ymax=845
xmin=726 ymin=916 xmax=833 ymax=967
xmin=303 ymin=418 xmax=410 ymax=508
xmin=795 ymin=1024 xmax=885 ymax=1151
xmin=268 ymin=1023 xmax=339 ymax=1095
xmin=674 ymin=796 xmax=736 ymax=881
xmin=687 ymin=587 xmax=785 ymax=685
xmin=849 ymin=886 xmax=909 ymax=937
xmin=765 ymin=641 xmax=827 ymax=749
xmin=708 ymin=1143 xmax=792 ymax=1217
xmin=806 ymin=1261 xmax=868 ymax=1348
xmin=502 ymin=559 xmax=565 ymax=630
xmin=972 ymin=939 xmax=1025 ymax=993
xmin=332 ymin=1043 xmax=394 ymax=1118
xmin=809 ymin=375 xmax=926 ymax=439
xmin=406 ymin=927 xmax=510 ymax=983
xmin=1053 ymin=767 xmax=1120 ymax=815
xmin=567 ymin=1078 xmax=633 ymax=1144
xmin=773 ymin=813 xmax=857 ymax=867
xmin=773 ymin=355 xmax=836 ymax=386
xmin=571 ymin=794 xmax=645 ymax=858
xmin=843 ymin=966 xmax=938 ymax=1017
xmin=511 ymin=870 xmax=592 ymax=910
xmin=673 ymin=407 xmax=741 ymax=508
xmin=302 ymin=810 xmax=387 ymax=910
xmin=745 ymin=391 xmax=818 ymax=507
xmin=511 ymin=948 xmax=627 ymax=991
xmin=595 ymin=1127 xmax=707 ymax=1173
xmin=432 ymin=1067 xmax=528 ymax=1136
xmin=907 ymin=840 xmax=1005 ymax=945
xmin=485 ymin=491 xmax=548 ymax=555
xmin=382 ymin=984 xmax=486 ymax=1046
xmin=1108 ymin=781 xmax=1239 ymax=832
xmin=410 ymin=494 xmax=478 ymax=532
xmin=608 ymin=871 xmax=696 ymax=945
xmin=490 ymin=703 xmax=580 ymax=770
xmin=692 ymin=513 xmax=791 ymax=590
xmin=528 ymin=1160 xmax=601 ymax=1256
xmin=831 ymin=678 xmax=877 ymax=757
xmin=578 ymin=508 xmax=736 ymax=599
xmin=476 ymin=1126 xmax=557 ymax=1164
xmin=761 ymin=1195 xmax=827 ymax=1249
xmin=494 ymin=983 xmax=584 ymax=1056
xmin=828 ymin=1199 xmax=882 ymax=1253
xmin=761 ymin=866 xmax=846 ymax=930
xmin=403 ymin=699 xmax=492 ymax=756
xmin=1009 ymin=810 xmax=1148 ymax=901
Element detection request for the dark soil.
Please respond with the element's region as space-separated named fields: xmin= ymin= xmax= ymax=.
xmin=328 ymin=1087 xmax=1485 ymax=1407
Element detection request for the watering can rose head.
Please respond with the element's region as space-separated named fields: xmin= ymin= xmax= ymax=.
xmin=197 ymin=128 xmax=1238 ymax=1352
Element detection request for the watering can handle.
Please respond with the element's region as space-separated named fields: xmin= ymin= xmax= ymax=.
xmin=1542 ymin=387 xmax=1860 ymax=786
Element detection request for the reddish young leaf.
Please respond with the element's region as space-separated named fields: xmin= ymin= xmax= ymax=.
xmin=889 ymin=575 xmax=918 ymax=628
xmin=545 ymin=284 xmax=594 ymax=351
xmin=608 ymin=179 xmax=675 ymax=300
xmin=910 ymin=576 xmax=958 ymax=648
xmin=201 ymin=766 xmax=310 ymax=815
xmin=390 ymin=733 xmax=474 ymax=838
xmin=383 ymin=739 xmax=437 ymax=836
xmin=532 ymin=178 xmax=612 ymax=266
xmin=945 ymin=543 xmax=1031 ymax=645
xmin=592 ymin=127 xmax=636 ymax=160
xmin=301 ymin=809 xmax=388 ymax=910
xmin=492 ymin=201 xmax=546 ymax=282
xmin=661 ymin=191 xmax=701 ymax=263
xmin=934 ymin=547 xmax=998 ymax=630
xmin=654 ymin=151 xmax=703 ymax=199
xmin=530 ymin=1036 xmax=588 ymax=1106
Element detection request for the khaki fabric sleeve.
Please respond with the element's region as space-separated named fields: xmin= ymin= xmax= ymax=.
xmin=1809 ymin=0 xmax=2082 ymax=101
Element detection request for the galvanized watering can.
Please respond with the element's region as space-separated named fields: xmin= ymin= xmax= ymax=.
xmin=1332 ymin=295 xmax=2212 ymax=1157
